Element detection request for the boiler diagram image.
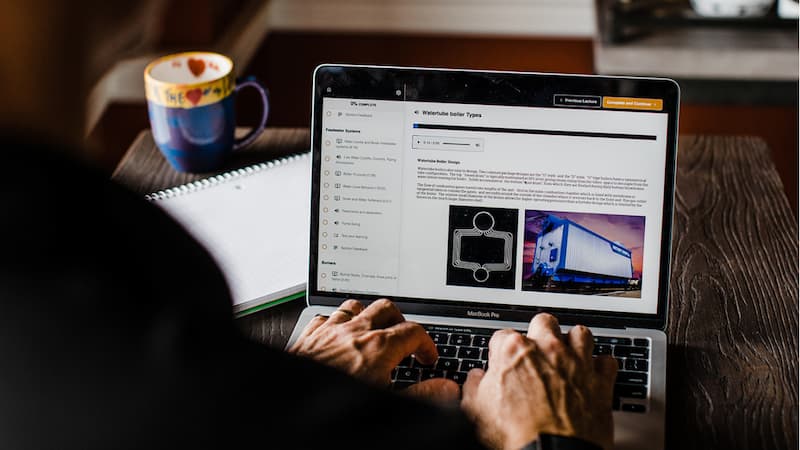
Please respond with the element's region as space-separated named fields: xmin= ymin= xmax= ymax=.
xmin=446 ymin=205 xmax=518 ymax=290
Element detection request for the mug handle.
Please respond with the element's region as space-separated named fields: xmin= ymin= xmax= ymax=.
xmin=233 ymin=76 xmax=270 ymax=151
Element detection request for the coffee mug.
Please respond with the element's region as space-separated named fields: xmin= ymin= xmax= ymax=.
xmin=144 ymin=51 xmax=269 ymax=172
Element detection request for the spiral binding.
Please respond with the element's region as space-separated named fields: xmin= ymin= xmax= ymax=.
xmin=145 ymin=152 xmax=310 ymax=201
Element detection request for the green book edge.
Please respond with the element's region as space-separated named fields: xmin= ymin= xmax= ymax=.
xmin=234 ymin=291 xmax=306 ymax=318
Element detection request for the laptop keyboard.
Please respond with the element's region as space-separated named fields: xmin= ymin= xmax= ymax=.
xmin=391 ymin=324 xmax=651 ymax=414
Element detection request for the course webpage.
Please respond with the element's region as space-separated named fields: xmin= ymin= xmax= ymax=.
xmin=317 ymin=95 xmax=669 ymax=314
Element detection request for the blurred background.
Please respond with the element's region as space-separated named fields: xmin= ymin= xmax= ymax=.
xmin=85 ymin=0 xmax=798 ymax=212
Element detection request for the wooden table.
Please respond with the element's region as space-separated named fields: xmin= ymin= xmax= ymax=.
xmin=113 ymin=128 xmax=798 ymax=450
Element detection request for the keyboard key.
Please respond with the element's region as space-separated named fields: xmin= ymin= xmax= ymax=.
xmin=480 ymin=348 xmax=489 ymax=361
xmin=596 ymin=336 xmax=632 ymax=346
xmin=615 ymin=383 xmax=648 ymax=399
xmin=460 ymin=359 xmax=485 ymax=372
xmin=616 ymin=371 xmax=648 ymax=385
xmin=472 ymin=335 xmax=490 ymax=347
xmin=593 ymin=344 xmax=612 ymax=356
xmin=392 ymin=381 xmax=415 ymax=390
xmin=450 ymin=334 xmax=471 ymax=346
xmin=398 ymin=356 xmax=413 ymax=367
xmin=458 ymin=346 xmax=482 ymax=359
xmin=622 ymin=403 xmax=647 ymax=413
xmin=396 ymin=368 xmax=420 ymax=381
xmin=429 ymin=332 xmax=448 ymax=344
xmin=421 ymin=369 xmax=445 ymax=380
xmin=614 ymin=346 xmax=649 ymax=359
xmin=436 ymin=358 xmax=459 ymax=371
xmin=436 ymin=345 xmax=458 ymax=358
xmin=633 ymin=338 xmax=650 ymax=348
xmin=625 ymin=358 xmax=649 ymax=372
xmin=447 ymin=371 xmax=469 ymax=384
xmin=391 ymin=368 xmax=398 ymax=380
xmin=617 ymin=358 xmax=624 ymax=370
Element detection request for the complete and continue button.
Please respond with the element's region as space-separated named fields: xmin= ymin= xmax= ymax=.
xmin=602 ymin=96 xmax=663 ymax=111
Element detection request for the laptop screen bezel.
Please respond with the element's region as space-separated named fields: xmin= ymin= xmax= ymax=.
xmin=306 ymin=64 xmax=679 ymax=331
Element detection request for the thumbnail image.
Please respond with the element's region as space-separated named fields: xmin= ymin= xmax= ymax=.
xmin=521 ymin=210 xmax=644 ymax=298
xmin=447 ymin=205 xmax=518 ymax=289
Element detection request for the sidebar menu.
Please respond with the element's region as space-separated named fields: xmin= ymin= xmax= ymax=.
xmin=317 ymin=98 xmax=405 ymax=295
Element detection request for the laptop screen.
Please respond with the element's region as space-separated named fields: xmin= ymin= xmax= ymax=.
xmin=310 ymin=67 xmax=678 ymax=326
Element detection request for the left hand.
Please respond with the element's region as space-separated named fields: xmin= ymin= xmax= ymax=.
xmin=288 ymin=298 xmax=459 ymax=402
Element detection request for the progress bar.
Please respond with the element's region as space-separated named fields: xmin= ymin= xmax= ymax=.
xmin=412 ymin=123 xmax=657 ymax=141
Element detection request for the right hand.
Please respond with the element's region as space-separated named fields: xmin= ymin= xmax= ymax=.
xmin=460 ymin=313 xmax=618 ymax=450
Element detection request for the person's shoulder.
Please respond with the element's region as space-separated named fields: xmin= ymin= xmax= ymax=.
xmin=0 ymin=131 xmax=234 ymax=322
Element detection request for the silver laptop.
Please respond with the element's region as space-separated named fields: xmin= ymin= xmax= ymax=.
xmin=288 ymin=65 xmax=679 ymax=450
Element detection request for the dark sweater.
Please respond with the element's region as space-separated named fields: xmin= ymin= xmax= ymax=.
xmin=0 ymin=136 xmax=599 ymax=450
xmin=0 ymin=138 xmax=481 ymax=449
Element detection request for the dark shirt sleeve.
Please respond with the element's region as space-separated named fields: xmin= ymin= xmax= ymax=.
xmin=0 ymin=137 xmax=485 ymax=450
xmin=520 ymin=434 xmax=603 ymax=450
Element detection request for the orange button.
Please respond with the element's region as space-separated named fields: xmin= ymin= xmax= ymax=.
xmin=602 ymin=96 xmax=663 ymax=111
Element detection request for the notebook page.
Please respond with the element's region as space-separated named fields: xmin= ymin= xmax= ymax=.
xmin=153 ymin=154 xmax=310 ymax=307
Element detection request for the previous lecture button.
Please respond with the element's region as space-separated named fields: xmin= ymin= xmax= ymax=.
xmin=553 ymin=94 xmax=601 ymax=108
xmin=602 ymin=96 xmax=663 ymax=111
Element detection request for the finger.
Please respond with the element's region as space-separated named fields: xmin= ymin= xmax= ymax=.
xmin=462 ymin=368 xmax=485 ymax=402
xmin=301 ymin=315 xmax=327 ymax=337
xmin=355 ymin=298 xmax=404 ymax=329
xmin=339 ymin=298 xmax=365 ymax=315
xmin=594 ymin=355 xmax=619 ymax=392
xmin=487 ymin=328 xmax=527 ymax=366
xmin=327 ymin=309 xmax=355 ymax=324
xmin=288 ymin=315 xmax=327 ymax=353
xmin=327 ymin=299 xmax=365 ymax=324
xmin=594 ymin=356 xmax=618 ymax=412
xmin=527 ymin=312 xmax=562 ymax=342
xmin=385 ymin=321 xmax=438 ymax=364
xmin=405 ymin=378 xmax=460 ymax=404
xmin=526 ymin=314 xmax=565 ymax=365
xmin=567 ymin=324 xmax=594 ymax=365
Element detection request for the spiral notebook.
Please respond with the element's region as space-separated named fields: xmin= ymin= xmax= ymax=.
xmin=146 ymin=153 xmax=311 ymax=316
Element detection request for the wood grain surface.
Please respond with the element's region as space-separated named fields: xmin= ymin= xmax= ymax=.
xmin=112 ymin=130 xmax=798 ymax=449
xmin=666 ymin=135 xmax=798 ymax=449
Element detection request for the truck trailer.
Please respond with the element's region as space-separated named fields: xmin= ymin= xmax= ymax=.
xmin=531 ymin=214 xmax=635 ymax=288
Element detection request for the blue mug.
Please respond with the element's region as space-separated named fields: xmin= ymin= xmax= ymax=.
xmin=144 ymin=51 xmax=269 ymax=172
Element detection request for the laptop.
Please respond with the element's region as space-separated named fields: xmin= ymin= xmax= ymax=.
xmin=287 ymin=65 xmax=679 ymax=450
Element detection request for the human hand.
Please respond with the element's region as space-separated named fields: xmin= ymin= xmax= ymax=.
xmin=288 ymin=299 xmax=459 ymax=402
xmin=461 ymin=313 xmax=617 ymax=450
